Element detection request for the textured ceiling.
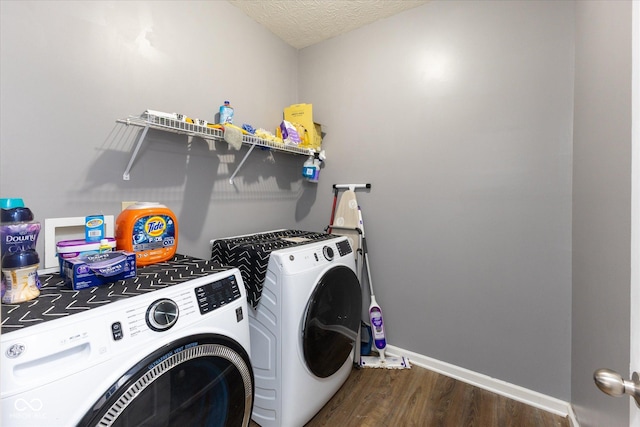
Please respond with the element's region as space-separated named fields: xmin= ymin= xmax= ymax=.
xmin=228 ymin=0 xmax=429 ymax=49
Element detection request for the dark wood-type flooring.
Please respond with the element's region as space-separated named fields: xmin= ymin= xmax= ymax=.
xmin=250 ymin=364 xmax=570 ymax=427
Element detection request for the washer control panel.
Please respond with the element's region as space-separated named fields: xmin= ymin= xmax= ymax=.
xmin=195 ymin=274 xmax=242 ymax=315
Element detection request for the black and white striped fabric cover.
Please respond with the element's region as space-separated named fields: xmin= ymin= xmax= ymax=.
xmin=1 ymin=254 xmax=229 ymax=334
xmin=210 ymin=230 xmax=334 ymax=308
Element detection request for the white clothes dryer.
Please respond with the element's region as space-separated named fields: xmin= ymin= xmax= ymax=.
xmin=1 ymin=255 xmax=253 ymax=427
xmin=211 ymin=231 xmax=361 ymax=427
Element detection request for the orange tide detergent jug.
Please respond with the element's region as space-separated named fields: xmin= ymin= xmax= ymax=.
xmin=115 ymin=202 xmax=178 ymax=266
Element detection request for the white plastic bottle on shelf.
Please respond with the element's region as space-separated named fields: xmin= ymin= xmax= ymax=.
xmin=99 ymin=238 xmax=112 ymax=253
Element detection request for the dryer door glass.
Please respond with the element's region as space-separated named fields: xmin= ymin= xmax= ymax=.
xmin=79 ymin=334 xmax=253 ymax=427
xmin=302 ymin=265 xmax=362 ymax=378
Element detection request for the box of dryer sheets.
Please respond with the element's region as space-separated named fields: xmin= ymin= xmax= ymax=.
xmin=63 ymin=251 xmax=136 ymax=290
xmin=56 ymin=237 xmax=116 ymax=277
xmin=283 ymin=103 xmax=322 ymax=151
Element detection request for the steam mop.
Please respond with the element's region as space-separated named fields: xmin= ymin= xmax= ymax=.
xmin=358 ymin=230 xmax=411 ymax=370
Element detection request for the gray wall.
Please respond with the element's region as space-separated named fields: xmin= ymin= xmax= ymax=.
xmin=297 ymin=1 xmax=574 ymax=400
xmin=0 ymin=0 xmax=308 ymax=262
xmin=572 ymin=1 xmax=632 ymax=426
xmin=6 ymin=0 xmax=625 ymax=409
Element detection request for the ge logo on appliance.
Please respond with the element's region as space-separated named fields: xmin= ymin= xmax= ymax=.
xmin=6 ymin=343 xmax=25 ymax=358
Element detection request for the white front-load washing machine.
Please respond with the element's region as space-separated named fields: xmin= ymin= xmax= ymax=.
xmin=211 ymin=230 xmax=361 ymax=427
xmin=1 ymin=255 xmax=253 ymax=427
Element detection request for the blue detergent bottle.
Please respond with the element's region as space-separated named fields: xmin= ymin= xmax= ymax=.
xmin=219 ymin=100 xmax=234 ymax=124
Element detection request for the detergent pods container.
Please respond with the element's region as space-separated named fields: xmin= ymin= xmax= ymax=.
xmin=115 ymin=202 xmax=178 ymax=266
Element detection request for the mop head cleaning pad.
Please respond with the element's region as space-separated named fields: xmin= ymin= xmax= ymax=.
xmin=360 ymin=355 xmax=411 ymax=369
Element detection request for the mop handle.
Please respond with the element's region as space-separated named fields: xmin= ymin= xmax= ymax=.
xmin=362 ymin=237 xmax=375 ymax=296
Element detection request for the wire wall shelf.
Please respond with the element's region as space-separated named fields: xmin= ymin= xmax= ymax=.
xmin=116 ymin=111 xmax=315 ymax=183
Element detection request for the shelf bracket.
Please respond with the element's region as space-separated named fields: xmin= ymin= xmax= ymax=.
xmin=229 ymin=144 xmax=257 ymax=184
xmin=123 ymin=124 xmax=150 ymax=180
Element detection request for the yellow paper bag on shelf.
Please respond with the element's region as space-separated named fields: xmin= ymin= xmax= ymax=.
xmin=283 ymin=104 xmax=322 ymax=152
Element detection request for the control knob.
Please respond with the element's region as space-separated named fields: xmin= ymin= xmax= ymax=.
xmin=146 ymin=298 xmax=179 ymax=332
xmin=322 ymin=246 xmax=334 ymax=261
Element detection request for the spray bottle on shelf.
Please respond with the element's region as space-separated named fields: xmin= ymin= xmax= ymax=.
xmin=311 ymin=158 xmax=321 ymax=182
xmin=302 ymin=151 xmax=324 ymax=183
xmin=302 ymin=155 xmax=317 ymax=182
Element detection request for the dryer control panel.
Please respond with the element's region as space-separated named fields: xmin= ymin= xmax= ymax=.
xmin=335 ymin=240 xmax=352 ymax=257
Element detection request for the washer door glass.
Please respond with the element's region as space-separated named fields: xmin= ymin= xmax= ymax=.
xmin=79 ymin=334 xmax=253 ymax=427
xmin=302 ymin=265 xmax=362 ymax=378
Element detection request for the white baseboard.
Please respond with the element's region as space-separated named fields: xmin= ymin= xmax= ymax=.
xmin=386 ymin=345 xmax=579 ymax=427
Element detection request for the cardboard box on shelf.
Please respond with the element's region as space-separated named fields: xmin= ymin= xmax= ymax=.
xmin=283 ymin=104 xmax=322 ymax=152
